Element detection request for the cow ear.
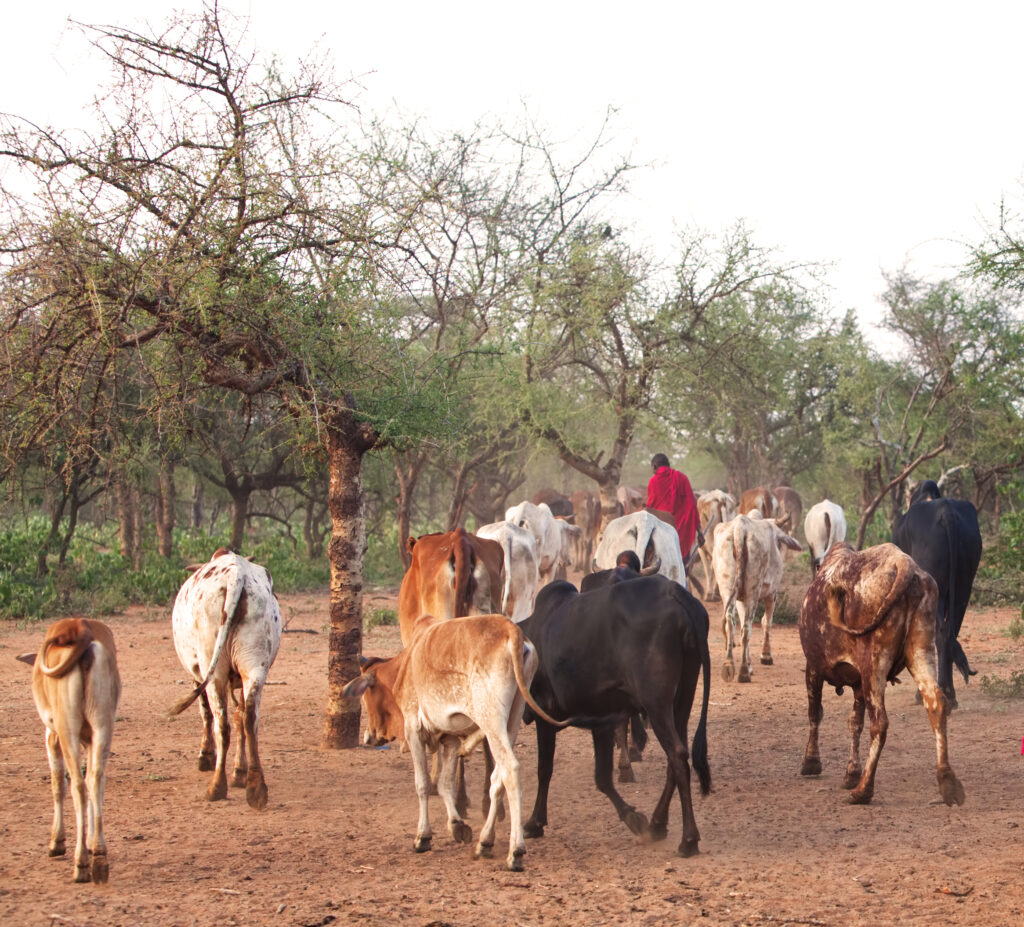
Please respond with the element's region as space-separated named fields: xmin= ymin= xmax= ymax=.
xmin=406 ymin=536 xmax=417 ymax=553
xmin=16 ymin=651 xmax=36 ymax=666
xmin=341 ymin=671 xmax=375 ymax=699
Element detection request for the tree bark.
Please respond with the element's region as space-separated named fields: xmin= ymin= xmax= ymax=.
xmin=156 ymin=460 xmax=176 ymax=558
xmin=229 ymin=489 xmax=249 ymax=552
xmin=322 ymin=407 xmax=377 ymax=749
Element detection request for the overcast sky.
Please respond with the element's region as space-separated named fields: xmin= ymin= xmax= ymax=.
xmin=5 ymin=1 xmax=1024 ymax=335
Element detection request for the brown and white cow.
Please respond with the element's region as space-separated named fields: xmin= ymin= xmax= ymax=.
xmin=18 ymin=618 xmax=121 ymax=883
xmin=773 ymin=484 xmax=803 ymax=539
xmin=342 ymin=614 xmax=564 ymax=871
xmin=569 ymin=489 xmax=602 ymax=571
xmin=399 ymin=528 xmax=504 ymax=645
xmin=712 ymin=513 xmax=801 ymax=681
xmin=798 ymin=542 xmax=965 ymax=807
xmin=168 ymin=548 xmax=281 ymax=810
xmin=738 ymin=486 xmax=778 ymax=519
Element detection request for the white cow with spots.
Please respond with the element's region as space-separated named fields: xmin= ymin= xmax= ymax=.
xmin=169 ymin=548 xmax=281 ymax=810
xmin=712 ymin=513 xmax=801 ymax=682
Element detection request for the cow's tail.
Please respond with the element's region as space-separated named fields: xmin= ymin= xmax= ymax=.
xmin=691 ymin=624 xmax=712 ymax=796
xmin=168 ymin=564 xmax=246 ymax=717
xmin=38 ymin=620 xmax=95 ymax=678
xmin=500 ymin=531 xmax=513 ymax=617
xmin=452 ymin=529 xmax=474 ymax=619
xmin=943 ymin=513 xmax=975 ymax=683
xmin=828 ymin=554 xmax=915 ymax=637
xmin=637 ymin=515 xmax=657 ymax=571
xmin=724 ymin=521 xmax=747 ymax=616
xmin=509 ymin=631 xmax=571 ymax=728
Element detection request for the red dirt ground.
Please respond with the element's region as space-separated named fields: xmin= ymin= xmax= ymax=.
xmin=2 ymin=569 xmax=1023 ymax=927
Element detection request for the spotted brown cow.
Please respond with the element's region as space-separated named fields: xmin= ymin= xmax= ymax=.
xmin=798 ymin=542 xmax=965 ymax=806
xmin=738 ymin=486 xmax=777 ymax=519
xmin=18 ymin=619 xmax=121 ymax=883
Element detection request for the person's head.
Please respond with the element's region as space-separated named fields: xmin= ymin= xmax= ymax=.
xmin=651 ymin=453 xmax=669 ymax=472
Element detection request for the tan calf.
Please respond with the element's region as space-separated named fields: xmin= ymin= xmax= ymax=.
xmin=798 ymin=543 xmax=965 ymax=806
xmin=18 ymin=619 xmax=121 ymax=883
xmin=342 ymin=614 xmax=563 ymax=871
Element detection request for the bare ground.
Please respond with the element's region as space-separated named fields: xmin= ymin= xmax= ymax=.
xmin=2 ymin=567 xmax=1024 ymax=927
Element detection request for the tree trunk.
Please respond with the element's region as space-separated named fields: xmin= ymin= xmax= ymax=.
xmin=229 ymin=490 xmax=249 ymax=552
xmin=322 ymin=408 xmax=377 ymax=749
xmin=116 ymin=476 xmax=136 ymax=560
xmin=394 ymin=452 xmax=425 ymax=570
xmin=190 ymin=481 xmax=204 ymax=531
xmin=156 ymin=460 xmax=176 ymax=558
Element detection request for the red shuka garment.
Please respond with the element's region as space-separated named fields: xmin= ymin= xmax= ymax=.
xmin=647 ymin=466 xmax=700 ymax=555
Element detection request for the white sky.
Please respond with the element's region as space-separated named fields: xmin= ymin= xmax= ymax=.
xmin=5 ymin=1 xmax=1024 ymax=334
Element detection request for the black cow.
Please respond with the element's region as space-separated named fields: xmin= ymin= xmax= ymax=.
xmin=519 ymin=574 xmax=711 ymax=857
xmin=891 ymin=479 xmax=982 ymax=707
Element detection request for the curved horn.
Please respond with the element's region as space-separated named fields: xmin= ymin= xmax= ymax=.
xmin=640 ymin=555 xmax=662 ymax=575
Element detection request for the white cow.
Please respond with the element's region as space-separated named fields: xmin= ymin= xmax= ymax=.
xmin=593 ymin=510 xmax=687 ymax=588
xmin=713 ymin=514 xmax=801 ymax=682
xmin=804 ymin=499 xmax=848 ymax=576
xmin=694 ymin=489 xmax=737 ymax=599
xmin=477 ymin=521 xmax=540 ymax=622
xmin=505 ymin=501 xmax=580 ymax=584
xmin=169 ymin=548 xmax=282 ymax=810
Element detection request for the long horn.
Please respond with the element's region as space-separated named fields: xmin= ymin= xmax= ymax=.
xmin=640 ymin=555 xmax=662 ymax=575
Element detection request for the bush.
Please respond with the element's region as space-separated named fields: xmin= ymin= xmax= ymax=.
xmin=365 ymin=607 xmax=398 ymax=631
xmin=979 ymin=669 xmax=1024 ymax=699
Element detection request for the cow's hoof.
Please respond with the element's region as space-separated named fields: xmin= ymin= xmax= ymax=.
xmin=677 ymin=839 xmax=700 ymax=858
xmin=628 ymin=747 xmax=643 ymax=763
xmin=623 ymin=808 xmax=649 ymax=837
xmin=73 ymin=857 xmax=91 ymax=883
xmin=198 ymin=754 xmax=215 ymax=772
xmin=414 ymin=836 xmax=432 ymax=853
xmin=230 ymin=769 xmax=247 ymax=789
xmin=646 ymin=821 xmax=668 ymax=843
xmin=842 ymin=768 xmax=862 ymax=790
xmin=246 ymin=775 xmax=268 ymax=811
xmin=206 ymin=780 xmax=228 ymax=802
xmin=91 ymin=854 xmax=109 ymax=884
xmin=474 ymin=840 xmax=493 ymax=860
xmin=618 ymin=766 xmax=636 ymax=784
xmin=49 ymin=842 xmax=66 ymax=858
xmin=939 ymin=772 xmax=966 ymax=807
xmin=506 ymin=849 xmax=525 ymax=872
xmin=721 ymin=663 xmax=735 ymax=682
xmin=760 ymin=655 xmax=774 ymax=666
xmin=846 ymin=788 xmax=873 ymax=805
xmin=799 ymin=758 xmax=822 ymax=777
xmin=450 ymin=820 xmax=473 ymax=844
xmin=523 ymin=820 xmax=545 ymax=839
xmin=738 ymin=668 xmax=752 ymax=683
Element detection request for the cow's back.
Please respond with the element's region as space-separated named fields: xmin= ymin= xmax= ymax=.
xmin=892 ymin=499 xmax=981 ymax=597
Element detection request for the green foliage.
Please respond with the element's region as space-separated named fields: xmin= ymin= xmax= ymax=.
xmin=0 ymin=519 xmax=330 ymax=620
xmin=364 ymin=521 xmax=406 ymax=586
xmin=365 ymin=607 xmax=398 ymax=631
xmin=979 ymin=669 xmax=1024 ymax=699
xmin=1006 ymin=609 xmax=1024 ymax=641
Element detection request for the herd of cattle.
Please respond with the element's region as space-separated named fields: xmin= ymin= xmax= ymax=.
xmin=16 ymin=479 xmax=982 ymax=881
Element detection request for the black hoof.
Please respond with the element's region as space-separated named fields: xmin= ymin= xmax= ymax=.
xmin=677 ymin=839 xmax=700 ymax=858
xmin=800 ymin=758 xmax=822 ymax=777
xmin=760 ymin=655 xmax=773 ymax=666
xmin=842 ymin=769 xmax=862 ymax=790
xmin=414 ymin=836 xmax=432 ymax=853
xmin=474 ymin=841 xmax=493 ymax=860
xmin=523 ymin=820 xmax=545 ymax=839
xmin=451 ymin=820 xmax=473 ymax=844
xmin=623 ymin=808 xmax=649 ymax=837
xmin=618 ymin=767 xmax=636 ymax=784
xmin=647 ymin=822 xmax=668 ymax=843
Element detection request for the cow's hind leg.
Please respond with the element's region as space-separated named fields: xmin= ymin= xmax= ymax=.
xmin=842 ymin=693 xmax=865 ymax=789
xmin=799 ymin=669 xmax=825 ymax=777
xmin=907 ymin=649 xmax=965 ymax=806
xmin=86 ymin=723 xmax=113 ymax=883
xmin=205 ymin=685 xmax=230 ymax=802
xmin=230 ymin=688 xmax=249 ymax=789
xmin=197 ymin=690 xmax=215 ymax=771
xmin=240 ymin=674 xmax=269 ymax=810
xmin=524 ymin=721 xmax=557 ymax=838
xmin=648 ymin=764 xmax=675 ymax=843
xmin=647 ymin=704 xmax=700 ymax=857
xmin=593 ymin=724 xmax=648 ymax=837
xmin=477 ymin=731 xmax=526 ymax=871
xmin=409 ymin=738 xmax=433 ymax=853
xmin=44 ymin=730 xmax=67 ymax=859
xmin=55 ymin=724 xmax=90 ymax=882
xmin=759 ymin=593 xmax=775 ymax=666
xmin=437 ymin=740 xmax=473 ymax=845
xmin=737 ymin=601 xmax=754 ymax=682
xmin=615 ymin=721 xmax=636 ymax=783
xmin=721 ymin=605 xmax=736 ymax=681
xmin=847 ymin=674 xmax=888 ymax=804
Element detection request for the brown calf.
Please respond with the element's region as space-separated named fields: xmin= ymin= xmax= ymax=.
xmin=18 ymin=619 xmax=121 ymax=883
xmin=798 ymin=543 xmax=965 ymax=806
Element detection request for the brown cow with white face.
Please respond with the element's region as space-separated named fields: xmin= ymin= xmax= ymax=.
xmin=18 ymin=619 xmax=121 ymax=883
xmin=798 ymin=542 xmax=965 ymax=807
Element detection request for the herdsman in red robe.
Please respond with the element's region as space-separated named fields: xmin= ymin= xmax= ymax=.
xmin=646 ymin=453 xmax=700 ymax=558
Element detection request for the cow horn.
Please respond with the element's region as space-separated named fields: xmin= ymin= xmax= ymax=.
xmin=640 ymin=556 xmax=662 ymax=575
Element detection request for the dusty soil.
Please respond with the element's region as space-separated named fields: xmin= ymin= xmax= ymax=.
xmin=2 ymin=567 xmax=1024 ymax=927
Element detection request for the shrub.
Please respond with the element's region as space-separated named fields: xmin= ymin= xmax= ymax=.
xmin=979 ymin=669 xmax=1024 ymax=699
xmin=365 ymin=607 xmax=398 ymax=631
